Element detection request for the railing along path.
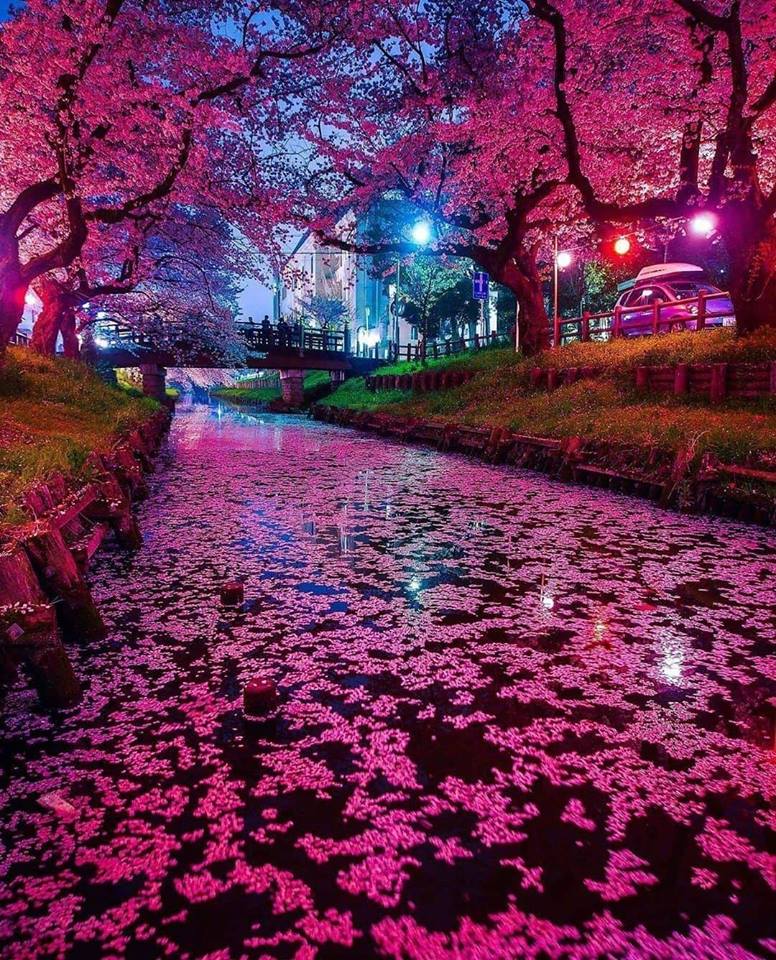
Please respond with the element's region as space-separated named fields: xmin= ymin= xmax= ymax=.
xmin=552 ymin=290 xmax=733 ymax=347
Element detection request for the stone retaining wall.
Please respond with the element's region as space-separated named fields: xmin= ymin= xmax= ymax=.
xmin=0 ymin=408 xmax=172 ymax=709
xmin=311 ymin=404 xmax=775 ymax=527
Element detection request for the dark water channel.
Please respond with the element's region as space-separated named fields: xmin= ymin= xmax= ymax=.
xmin=2 ymin=401 xmax=775 ymax=958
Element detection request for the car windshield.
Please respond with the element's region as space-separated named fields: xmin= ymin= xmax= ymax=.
xmin=668 ymin=281 xmax=721 ymax=299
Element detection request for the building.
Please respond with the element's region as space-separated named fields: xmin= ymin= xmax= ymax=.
xmin=273 ymin=213 xmax=393 ymax=356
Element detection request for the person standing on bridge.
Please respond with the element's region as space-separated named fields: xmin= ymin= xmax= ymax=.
xmin=277 ymin=317 xmax=290 ymax=347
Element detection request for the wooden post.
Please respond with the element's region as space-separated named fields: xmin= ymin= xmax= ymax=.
xmin=635 ymin=366 xmax=649 ymax=391
xmin=546 ymin=368 xmax=558 ymax=391
xmin=582 ymin=311 xmax=590 ymax=342
xmin=652 ymin=300 xmax=660 ymax=335
xmin=696 ymin=291 xmax=706 ymax=331
xmin=612 ymin=305 xmax=622 ymax=339
xmin=674 ymin=363 xmax=689 ymax=395
xmin=770 ymin=360 xmax=776 ymax=396
xmin=709 ymin=363 xmax=728 ymax=404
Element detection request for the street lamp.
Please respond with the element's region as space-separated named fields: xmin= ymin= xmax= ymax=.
xmin=393 ymin=220 xmax=433 ymax=359
xmin=411 ymin=220 xmax=432 ymax=246
xmin=614 ymin=236 xmax=632 ymax=256
xmin=690 ymin=212 xmax=716 ymax=237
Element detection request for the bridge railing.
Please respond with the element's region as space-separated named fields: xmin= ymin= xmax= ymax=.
xmin=10 ymin=330 xmax=31 ymax=347
xmin=391 ymin=330 xmax=508 ymax=363
xmin=237 ymin=325 xmax=345 ymax=354
xmin=93 ymin=320 xmax=348 ymax=357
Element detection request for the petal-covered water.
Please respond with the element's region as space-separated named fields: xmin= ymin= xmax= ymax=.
xmin=1 ymin=403 xmax=774 ymax=959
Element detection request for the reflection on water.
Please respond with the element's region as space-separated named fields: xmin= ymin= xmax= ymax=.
xmin=1 ymin=402 xmax=774 ymax=959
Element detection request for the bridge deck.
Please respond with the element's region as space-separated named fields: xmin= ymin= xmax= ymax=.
xmin=92 ymin=324 xmax=380 ymax=373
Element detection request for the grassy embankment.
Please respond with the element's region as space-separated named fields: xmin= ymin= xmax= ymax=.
xmin=212 ymin=370 xmax=331 ymax=405
xmin=0 ymin=347 xmax=159 ymax=527
xmin=320 ymin=329 xmax=776 ymax=465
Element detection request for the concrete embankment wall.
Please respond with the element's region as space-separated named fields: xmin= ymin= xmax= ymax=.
xmin=0 ymin=408 xmax=172 ymax=710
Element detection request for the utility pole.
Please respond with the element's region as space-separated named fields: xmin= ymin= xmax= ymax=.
xmin=553 ymin=234 xmax=559 ymax=336
xmin=393 ymin=256 xmax=401 ymax=358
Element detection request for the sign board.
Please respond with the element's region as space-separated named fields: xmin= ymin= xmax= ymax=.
xmin=472 ymin=271 xmax=489 ymax=300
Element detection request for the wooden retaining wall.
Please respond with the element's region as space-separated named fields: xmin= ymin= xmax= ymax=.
xmin=369 ymin=361 xmax=776 ymax=404
xmin=634 ymin=361 xmax=776 ymax=403
xmin=366 ymin=368 xmax=477 ymax=394
xmin=529 ymin=361 xmax=775 ymax=403
xmin=0 ymin=408 xmax=172 ymax=709
xmin=311 ymin=404 xmax=775 ymax=527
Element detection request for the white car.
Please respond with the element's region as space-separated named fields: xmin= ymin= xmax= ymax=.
xmin=614 ymin=263 xmax=735 ymax=334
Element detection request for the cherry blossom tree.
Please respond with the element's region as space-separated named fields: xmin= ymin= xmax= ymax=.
xmin=279 ymin=0 xmax=574 ymax=353
xmin=0 ymin=0 xmax=348 ymax=357
xmin=30 ymin=206 xmax=258 ymax=362
xmin=529 ymin=0 xmax=776 ymax=333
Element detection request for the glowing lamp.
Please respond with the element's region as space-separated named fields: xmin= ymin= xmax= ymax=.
xmin=614 ymin=236 xmax=631 ymax=256
xmin=690 ymin=212 xmax=716 ymax=237
xmin=556 ymin=251 xmax=572 ymax=269
xmin=411 ymin=221 xmax=432 ymax=246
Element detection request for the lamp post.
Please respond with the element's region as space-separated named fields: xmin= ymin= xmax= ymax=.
xmin=553 ymin=237 xmax=572 ymax=345
xmin=392 ymin=220 xmax=432 ymax=360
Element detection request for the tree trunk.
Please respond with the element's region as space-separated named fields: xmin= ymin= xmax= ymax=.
xmin=515 ymin=281 xmax=550 ymax=356
xmin=0 ymin=233 xmax=27 ymax=356
xmin=722 ymin=215 xmax=776 ymax=336
xmin=60 ymin=305 xmax=80 ymax=358
xmin=492 ymin=254 xmax=549 ymax=356
xmin=31 ymin=277 xmax=70 ymax=355
xmin=30 ymin=278 xmax=81 ymax=358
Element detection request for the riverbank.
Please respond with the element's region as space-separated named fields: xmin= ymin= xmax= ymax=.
xmin=1 ymin=348 xmax=171 ymax=707
xmin=212 ymin=370 xmax=331 ymax=409
xmin=1 ymin=347 xmax=160 ymax=527
xmin=317 ymin=329 xmax=776 ymax=524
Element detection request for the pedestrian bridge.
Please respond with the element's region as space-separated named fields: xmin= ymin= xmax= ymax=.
xmin=89 ymin=321 xmax=382 ymax=403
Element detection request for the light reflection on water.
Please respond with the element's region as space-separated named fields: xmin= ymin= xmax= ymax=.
xmin=0 ymin=402 xmax=774 ymax=959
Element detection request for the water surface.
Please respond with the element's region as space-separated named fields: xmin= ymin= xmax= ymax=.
xmin=1 ymin=403 xmax=774 ymax=958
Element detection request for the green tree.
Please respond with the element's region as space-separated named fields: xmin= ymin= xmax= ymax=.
xmin=302 ymin=296 xmax=349 ymax=330
xmin=401 ymin=256 xmax=472 ymax=340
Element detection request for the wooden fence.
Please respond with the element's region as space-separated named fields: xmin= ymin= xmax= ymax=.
xmin=390 ymin=330 xmax=507 ymax=363
xmin=529 ymin=361 xmax=776 ymax=404
xmin=553 ymin=290 xmax=733 ymax=347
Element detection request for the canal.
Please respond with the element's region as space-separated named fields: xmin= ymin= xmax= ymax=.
xmin=1 ymin=402 xmax=774 ymax=959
